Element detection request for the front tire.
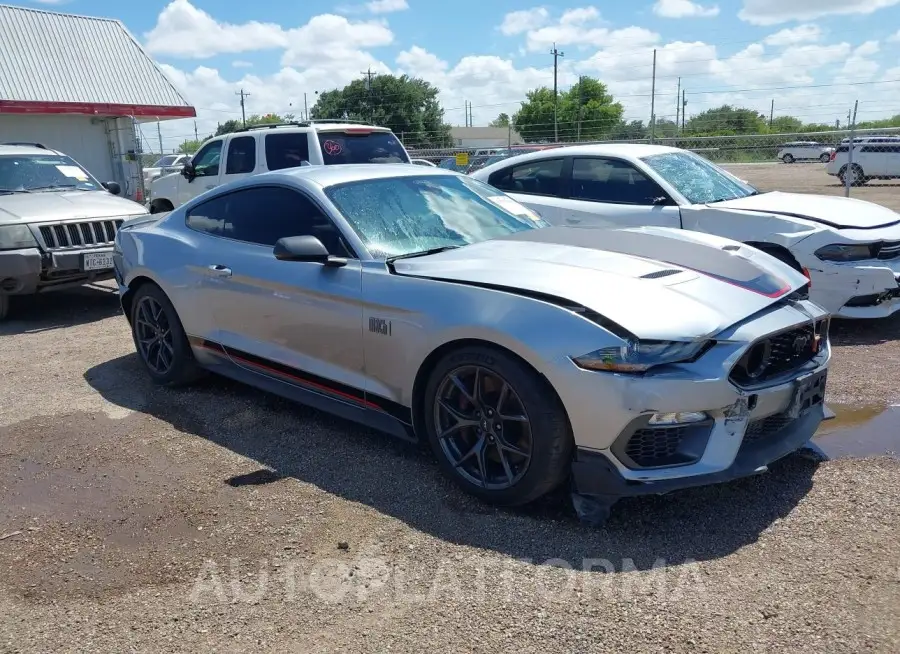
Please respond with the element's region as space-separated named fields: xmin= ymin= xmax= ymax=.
xmin=782 ymin=154 xmax=794 ymax=164
xmin=820 ymin=153 xmax=831 ymax=163
xmin=129 ymin=283 xmax=203 ymax=386
xmin=0 ymin=294 xmax=9 ymax=321
xmin=423 ymin=345 xmax=573 ymax=506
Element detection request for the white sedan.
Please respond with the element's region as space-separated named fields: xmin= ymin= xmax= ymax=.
xmin=471 ymin=144 xmax=900 ymax=319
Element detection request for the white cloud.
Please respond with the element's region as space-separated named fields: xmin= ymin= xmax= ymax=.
xmin=522 ymin=9 xmax=655 ymax=52
xmin=32 ymin=0 xmax=70 ymax=5
xmin=739 ymin=0 xmax=900 ymax=26
xmin=144 ymin=0 xmax=393 ymax=62
xmin=763 ymin=24 xmax=822 ymax=47
xmin=366 ymin=0 xmax=408 ymax=13
xmin=653 ymin=0 xmax=720 ymax=18
xmin=498 ymin=8 xmax=549 ymax=36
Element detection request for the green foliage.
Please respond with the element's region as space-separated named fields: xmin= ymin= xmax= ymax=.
xmin=310 ymin=74 xmax=452 ymax=147
xmin=177 ymin=138 xmax=203 ymax=154
xmin=684 ymin=105 xmax=768 ymax=135
xmin=214 ymin=113 xmax=286 ymax=136
xmin=490 ymin=113 xmax=510 ymax=128
xmin=513 ymin=78 xmax=624 ymax=142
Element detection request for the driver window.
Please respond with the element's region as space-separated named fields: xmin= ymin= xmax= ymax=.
xmin=186 ymin=186 xmax=354 ymax=256
xmin=192 ymin=141 xmax=223 ymax=177
xmin=572 ymin=157 xmax=669 ymax=205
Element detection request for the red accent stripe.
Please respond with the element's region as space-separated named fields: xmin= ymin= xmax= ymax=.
xmin=669 ymin=263 xmax=791 ymax=299
xmin=0 ymin=101 xmax=196 ymax=118
xmin=192 ymin=339 xmax=382 ymax=412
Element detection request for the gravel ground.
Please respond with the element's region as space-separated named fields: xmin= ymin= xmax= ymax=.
xmin=721 ymin=162 xmax=900 ymax=211
xmin=0 ymin=285 xmax=898 ymax=653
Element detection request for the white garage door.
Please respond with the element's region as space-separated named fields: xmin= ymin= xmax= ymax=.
xmin=0 ymin=114 xmax=113 ymax=180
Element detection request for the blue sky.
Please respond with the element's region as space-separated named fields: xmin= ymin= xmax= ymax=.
xmin=24 ymin=0 xmax=900 ymax=151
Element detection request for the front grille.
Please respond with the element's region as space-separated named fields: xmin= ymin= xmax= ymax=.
xmin=878 ymin=241 xmax=900 ymax=260
xmin=743 ymin=412 xmax=794 ymax=444
xmin=730 ymin=319 xmax=828 ymax=387
xmin=38 ymin=219 xmax=123 ymax=250
xmin=625 ymin=425 xmax=686 ymax=467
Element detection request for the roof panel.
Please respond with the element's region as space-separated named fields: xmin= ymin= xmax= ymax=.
xmin=0 ymin=4 xmax=193 ymax=113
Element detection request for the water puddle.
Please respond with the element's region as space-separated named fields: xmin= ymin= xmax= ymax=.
xmin=811 ymin=403 xmax=900 ymax=459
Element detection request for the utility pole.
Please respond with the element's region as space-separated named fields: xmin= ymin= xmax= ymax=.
xmin=675 ymin=77 xmax=681 ymax=134
xmin=361 ymin=68 xmax=375 ymax=122
xmin=469 ymin=102 xmax=474 ymax=127
xmin=193 ymin=120 xmax=198 ymax=141
xmin=303 ymin=93 xmax=309 ymax=121
xmin=550 ymin=43 xmax=564 ymax=142
xmin=156 ymin=120 xmax=163 ymax=154
xmin=576 ymin=76 xmax=585 ymax=142
xmin=649 ymin=49 xmax=657 ymax=143
xmin=236 ymin=88 xmax=249 ymax=127
xmin=845 ymin=100 xmax=859 ymax=198
xmin=769 ymin=99 xmax=774 ymax=128
xmin=681 ymin=89 xmax=687 ymax=132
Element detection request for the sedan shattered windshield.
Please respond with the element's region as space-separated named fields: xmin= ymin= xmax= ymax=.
xmin=641 ymin=151 xmax=757 ymax=205
xmin=325 ymin=175 xmax=548 ymax=259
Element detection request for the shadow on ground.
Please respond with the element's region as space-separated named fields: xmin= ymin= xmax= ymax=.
xmin=0 ymin=284 xmax=121 ymax=335
xmin=830 ymin=314 xmax=900 ymax=346
xmin=85 ymin=353 xmax=819 ymax=570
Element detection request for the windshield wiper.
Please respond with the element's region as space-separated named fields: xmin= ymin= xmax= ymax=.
xmin=386 ymin=245 xmax=461 ymax=264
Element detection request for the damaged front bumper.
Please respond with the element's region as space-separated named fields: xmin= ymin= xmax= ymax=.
xmin=571 ymin=366 xmax=827 ymax=499
xmin=806 ymin=261 xmax=900 ymax=319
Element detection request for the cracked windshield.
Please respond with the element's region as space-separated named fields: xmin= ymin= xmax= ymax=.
xmin=1 ymin=0 xmax=899 ymax=652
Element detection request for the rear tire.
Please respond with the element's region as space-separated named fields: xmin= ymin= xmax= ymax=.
xmin=755 ymin=245 xmax=803 ymax=273
xmin=423 ymin=345 xmax=573 ymax=506
xmin=819 ymin=153 xmax=831 ymax=163
xmin=839 ymin=164 xmax=866 ymax=187
xmin=129 ymin=283 xmax=203 ymax=386
xmin=782 ymin=154 xmax=794 ymax=164
xmin=0 ymin=294 xmax=9 ymax=321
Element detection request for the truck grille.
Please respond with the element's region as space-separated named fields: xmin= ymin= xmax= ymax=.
xmin=730 ymin=319 xmax=829 ymax=387
xmin=38 ymin=219 xmax=124 ymax=250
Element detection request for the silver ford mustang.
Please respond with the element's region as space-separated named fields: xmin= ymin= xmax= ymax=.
xmin=113 ymin=164 xmax=830 ymax=516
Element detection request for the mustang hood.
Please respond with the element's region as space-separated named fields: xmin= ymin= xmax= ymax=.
xmin=0 ymin=191 xmax=147 ymax=224
xmin=709 ymin=191 xmax=900 ymax=230
xmin=391 ymin=226 xmax=809 ymax=341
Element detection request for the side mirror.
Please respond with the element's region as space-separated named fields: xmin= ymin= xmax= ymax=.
xmin=273 ymin=235 xmax=347 ymax=267
xmin=102 ymin=181 xmax=121 ymax=195
xmin=181 ymin=163 xmax=196 ymax=181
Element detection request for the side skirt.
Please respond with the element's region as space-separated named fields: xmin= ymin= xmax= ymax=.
xmin=188 ymin=337 xmax=417 ymax=443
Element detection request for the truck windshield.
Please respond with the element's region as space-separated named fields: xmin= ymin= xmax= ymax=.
xmin=317 ymin=131 xmax=409 ymax=165
xmin=0 ymin=154 xmax=102 ymax=192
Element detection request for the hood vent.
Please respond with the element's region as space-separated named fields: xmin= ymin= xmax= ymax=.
xmin=640 ymin=269 xmax=682 ymax=279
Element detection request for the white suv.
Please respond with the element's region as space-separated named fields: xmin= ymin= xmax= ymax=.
xmin=149 ymin=121 xmax=410 ymax=212
xmin=776 ymin=141 xmax=834 ymax=164
xmin=825 ymin=136 xmax=900 ymax=186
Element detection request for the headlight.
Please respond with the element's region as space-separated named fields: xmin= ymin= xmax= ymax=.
xmin=572 ymin=340 xmax=711 ymax=373
xmin=814 ymin=243 xmax=875 ymax=261
xmin=0 ymin=224 xmax=38 ymax=250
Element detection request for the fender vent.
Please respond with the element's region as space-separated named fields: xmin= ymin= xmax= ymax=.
xmin=722 ymin=245 xmax=741 ymax=251
xmin=640 ymin=269 xmax=681 ymax=279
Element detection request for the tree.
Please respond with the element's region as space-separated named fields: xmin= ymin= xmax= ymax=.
xmin=608 ymin=120 xmax=647 ymax=141
xmin=490 ymin=113 xmax=510 ymax=128
xmin=685 ymin=105 xmax=767 ymax=135
xmin=513 ymin=77 xmax=624 ymax=143
xmin=214 ymin=113 xmax=285 ymax=136
xmin=178 ymin=138 xmax=204 ymax=154
xmin=768 ymin=115 xmax=803 ymax=133
xmin=310 ymin=74 xmax=452 ymax=147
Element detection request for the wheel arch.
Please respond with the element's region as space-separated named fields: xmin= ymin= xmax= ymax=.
xmin=409 ymin=337 xmax=571 ymax=443
xmin=120 ymin=274 xmax=162 ymax=324
xmin=743 ymin=241 xmax=803 ymax=272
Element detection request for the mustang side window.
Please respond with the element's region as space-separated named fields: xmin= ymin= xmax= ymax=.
xmin=186 ymin=186 xmax=351 ymax=255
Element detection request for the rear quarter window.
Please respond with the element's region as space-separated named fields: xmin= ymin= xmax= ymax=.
xmin=317 ymin=131 xmax=409 ymax=165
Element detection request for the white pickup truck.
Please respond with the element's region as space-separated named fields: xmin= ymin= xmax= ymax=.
xmin=148 ymin=121 xmax=410 ymax=213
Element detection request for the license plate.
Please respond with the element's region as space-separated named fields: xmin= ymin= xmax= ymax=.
xmin=787 ymin=369 xmax=827 ymax=418
xmin=82 ymin=252 xmax=114 ymax=271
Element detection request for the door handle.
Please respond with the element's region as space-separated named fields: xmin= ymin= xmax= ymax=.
xmin=566 ymin=216 xmax=581 ymax=224
xmin=207 ymin=264 xmax=232 ymax=277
